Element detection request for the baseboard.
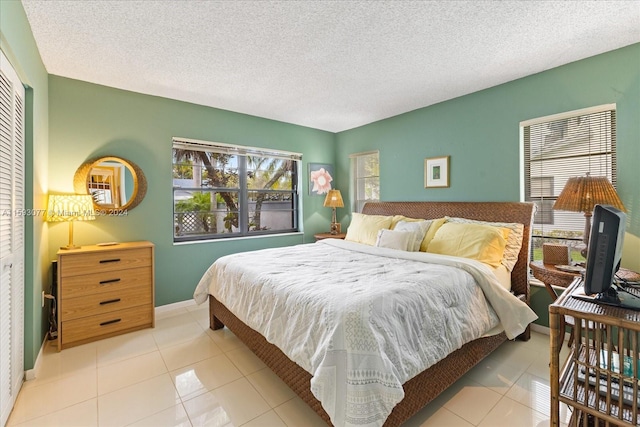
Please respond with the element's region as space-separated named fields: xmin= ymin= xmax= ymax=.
xmin=530 ymin=322 xmax=572 ymax=342
xmin=530 ymin=323 xmax=549 ymax=335
xmin=25 ymin=335 xmax=48 ymax=381
xmin=155 ymin=299 xmax=197 ymax=315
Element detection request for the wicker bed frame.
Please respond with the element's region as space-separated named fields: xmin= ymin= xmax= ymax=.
xmin=208 ymin=201 xmax=535 ymax=426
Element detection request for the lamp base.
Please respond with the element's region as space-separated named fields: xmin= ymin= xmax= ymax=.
xmin=59 ymin=244 xmax=81 ymax=250
xmin=580 ymin=212 xmax=592 ymax=259
xmin=329 ymin=222 xmax=341 ymax=235
xmin=59 ymin=221 xmax=82 ymax=250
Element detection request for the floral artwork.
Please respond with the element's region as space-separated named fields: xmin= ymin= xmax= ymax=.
xmin=308 ymin=163 xmax=334 ymax=195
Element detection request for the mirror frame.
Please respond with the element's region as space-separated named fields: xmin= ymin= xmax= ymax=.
xmin=74 ymin=156 xmax=147 ymax=213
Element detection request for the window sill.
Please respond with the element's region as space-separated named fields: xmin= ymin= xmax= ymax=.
xmin=173 ymin=231 xmax=304 ymax=246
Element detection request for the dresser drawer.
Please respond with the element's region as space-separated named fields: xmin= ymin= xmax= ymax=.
xmin=60 ymin=266 xmax=151 ymax=300
xmin=61 ymin=305 xmax=153 ymax=347
xmin=59 ymin=247 xmax=152 ymax=278
xmin=61 ymin=284 xmax=152 ymax=321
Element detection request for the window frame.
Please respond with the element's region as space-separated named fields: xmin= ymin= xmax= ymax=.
xmin=350 ymin=150 xmax=380 ymax=213
xmin=172 ymin=137 xmax=302 ymax=242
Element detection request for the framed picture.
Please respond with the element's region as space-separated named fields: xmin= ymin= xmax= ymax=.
xmin=308 ymin=163 xmax=334 ymax=195
xmin=424 ymin=156 xmax=450 ymax=188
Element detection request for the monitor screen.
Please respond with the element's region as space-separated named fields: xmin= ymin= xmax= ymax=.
xmin=584 ymin=204 xmax=626 ymax=295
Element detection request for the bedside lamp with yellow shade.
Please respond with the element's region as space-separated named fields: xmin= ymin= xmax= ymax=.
xmin=46 ymin=194 xmax=96 ymax=250
xmin=323 ymin=189 xmax=344 ymax=235
xmin=553 ymin=174 xmax=625 ymax=258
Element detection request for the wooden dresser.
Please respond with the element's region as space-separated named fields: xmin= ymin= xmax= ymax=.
xmin=56 ymin=241 xmax=155 ymax=351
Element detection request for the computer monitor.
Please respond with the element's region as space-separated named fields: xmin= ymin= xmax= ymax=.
xmin=583 ymin=204 xmax=640 ymax=310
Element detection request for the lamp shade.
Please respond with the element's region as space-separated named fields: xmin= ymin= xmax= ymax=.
xmin=46 ymin=194 xmax=96 ymax=222
xmin=323 ymin=189 xmax=344 ymax=208
xmin=553 ymin=175 xmax=625 ymax=214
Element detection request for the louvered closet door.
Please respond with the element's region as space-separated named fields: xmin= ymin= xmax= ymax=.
xmin=0 ymin=50 xmax=25 ymax=427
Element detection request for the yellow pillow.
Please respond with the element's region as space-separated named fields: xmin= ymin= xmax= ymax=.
xmin=419 ymin=217 xmax=447 ymax=252
xmin=426 ymin=222 xmax=510 ymax=267
xmin=447 ymin=217 xmax=524 ymax=272
xmin=390 ymin=215 xmax=408 ymax=229
xmin=345 ymin=213 xmax=393 ymax=246
xmin=390 ymin=215 xmax=426 ymax=229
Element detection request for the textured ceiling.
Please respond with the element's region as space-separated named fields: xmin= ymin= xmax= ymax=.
xmin=21 ymin=1 xmax=640 ymax=132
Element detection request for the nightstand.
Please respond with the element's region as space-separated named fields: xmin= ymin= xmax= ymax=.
xmin=56 ymin=241 xmax=155 ymax=350
xmin=531 ymin=261 xmax=640 ymax=300
xmin=530 ymin=261 xmax=583 ymax=347
xmin=314 ymin=233 xmax=346 ymax=241
xmin=529 ymin=261 xmax=581 ymax=300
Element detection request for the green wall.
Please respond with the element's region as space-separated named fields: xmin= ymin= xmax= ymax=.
xmin=1 ymin=0 xmax=50 ymax=371
xmin=335 ymin=43 xmax=640 ymax=326
xmin=5 ymin=0 xmax=639 ymax=371
xmin=48 ymin=76 xmax=336 ymax=307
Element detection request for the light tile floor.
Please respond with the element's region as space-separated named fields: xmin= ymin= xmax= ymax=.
xmin=8 ymin=304 xmax=572 ymax=427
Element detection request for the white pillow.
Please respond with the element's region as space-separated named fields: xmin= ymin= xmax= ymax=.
xmin=375 ymin=229 xmax=414 ymax=251
xmin=393 ymin=220 xmax=432 ymax=252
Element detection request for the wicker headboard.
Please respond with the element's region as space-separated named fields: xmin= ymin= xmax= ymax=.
xmin=361 ymin=201 xmax=535 ymax=303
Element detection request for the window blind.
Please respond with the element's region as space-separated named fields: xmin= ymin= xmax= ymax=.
xmin=522 ymin=105 xmax=617 ymax=257
xmin=173 ymin=137 xmax=302 ymax=162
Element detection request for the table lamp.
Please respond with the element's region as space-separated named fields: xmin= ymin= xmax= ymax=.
xmin=553 ymin=174 xmax=625 ymax=258
xmin=323 ymin=189 xmax=344 ymax=235
xmin=46 ymin=194 xmax=96 ymax=249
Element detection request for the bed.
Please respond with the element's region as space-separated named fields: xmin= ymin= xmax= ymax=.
xmin=194 ymin=201 xmax=536 ymax=426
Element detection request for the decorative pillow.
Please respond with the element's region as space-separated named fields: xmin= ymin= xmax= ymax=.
xmin=393 ymin=220 xmax=432 ymax=252
xmin=390 ymin=215 xmax=427 ymax=229
xmin=345 ymin=213 xmax=393 ymax=246
xmin=390 ymin=215 xmax=408 ymax=229
xmin=426 ymin=222 xmax=510 ymax=268
xmin=419 ymin=217 xmax=447 ymax=252
xmin=375 ymin=229 xmax=414 ymax=251
xmin=447 ymin=217 xmax=524 ymax=272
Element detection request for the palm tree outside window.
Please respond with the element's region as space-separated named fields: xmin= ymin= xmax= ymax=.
xmin=172 ymin=138 xmax=301 ymax=242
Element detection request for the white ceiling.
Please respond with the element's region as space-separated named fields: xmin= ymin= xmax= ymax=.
xmin=21 ymin=1 xmax=640 ymax=133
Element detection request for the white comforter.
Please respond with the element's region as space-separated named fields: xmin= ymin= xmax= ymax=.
xmin=193 ymin=239 xmax=537 ymax=427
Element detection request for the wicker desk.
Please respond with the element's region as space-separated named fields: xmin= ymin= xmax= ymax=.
xmin=550 ymin=278 xmax=640 ymax=426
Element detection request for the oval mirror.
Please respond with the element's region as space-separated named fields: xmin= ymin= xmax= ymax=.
xmin=74 ymin=156 xmax=147 ymax=213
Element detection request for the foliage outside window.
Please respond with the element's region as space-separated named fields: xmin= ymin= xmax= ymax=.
xmin=522 ymin=105 xmax=616 ymax=262
xmin=350 ymin=151 xmax=380 ymax=212
xmin=173 ymin=138 xmax=301 ymax=242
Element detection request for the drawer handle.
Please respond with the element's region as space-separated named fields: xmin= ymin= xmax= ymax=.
xmin=99 ymin=278 xmax=121 ymax=285
xmin=100 ymin=258 xmax=121 ymax=264
xmin=100 ymin=319 xmax=121 ymax=326
xmin=99 ymin=298 xmax=121 ymax=305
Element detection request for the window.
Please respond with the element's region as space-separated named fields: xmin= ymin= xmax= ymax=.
xmin=522 ymin=104 xmax=616 ymax=261
xmin=87 ymin=163 xmax=123 ymax=207
xmin=350 ymin=151 xmax=380 ymax=212
xmin=530 ymin=176 xmax=554 ymax=224
xmin=172 ymin=138 xmax=301 ymax=242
